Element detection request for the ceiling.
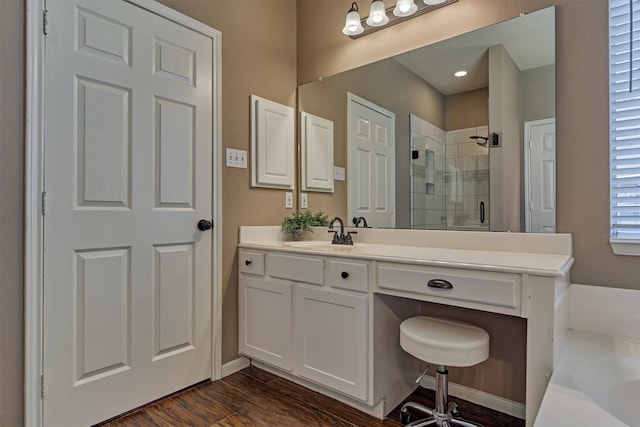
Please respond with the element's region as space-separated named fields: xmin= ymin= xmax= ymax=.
xmin=393 ymin=7 xmax=555 ymax=96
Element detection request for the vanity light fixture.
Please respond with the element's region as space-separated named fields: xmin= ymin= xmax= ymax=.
xmin=342 ymin=2 xmax=365 ymax=36
xmin=343 ymin=0 xmax=457 ymax=39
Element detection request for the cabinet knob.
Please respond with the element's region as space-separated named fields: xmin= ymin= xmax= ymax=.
xmin=341 ymin=271 xmax=349 ymax=279
xmin=245 ymin=260 xmax=252 ymax=266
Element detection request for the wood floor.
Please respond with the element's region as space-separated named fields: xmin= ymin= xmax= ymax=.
xmin=98 ymin=366 xmax=525 ymax=426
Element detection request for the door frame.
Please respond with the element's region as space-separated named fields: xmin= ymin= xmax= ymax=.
xmin=346 ymin=92 xmax=396 ymax=227
xmin=24 ymin=1 xmax=222 ymax=425
xmin=523 ymin=117 xmax=556 ymax=232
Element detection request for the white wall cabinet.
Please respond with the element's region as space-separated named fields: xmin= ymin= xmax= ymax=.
xmin=301 ymin=112 xmax=334 ymax=192
xmin=250 ymin=95 xmax=295 ymax=189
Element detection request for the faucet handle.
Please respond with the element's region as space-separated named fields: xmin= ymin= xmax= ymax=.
xmin=345 ymin=230 xmax=357 ymax=245
xmin=329 ymin=231 xmax=340 ymax=244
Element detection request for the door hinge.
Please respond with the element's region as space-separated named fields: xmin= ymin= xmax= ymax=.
xmin=42 ymin=191 xmax=47 ymax=215
xmin=43 ymin=9 xmax=48 ymax=35
xmin=41 ymin=373 xmax=46 ymax=398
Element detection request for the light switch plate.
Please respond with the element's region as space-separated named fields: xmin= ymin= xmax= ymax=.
xmin=285 ymin=192 xmax=293 ymax=208
xmin=334 ymin=166 xmax=346 ymax=181
xmin=300 ymin=193 xmax=308 ymax=209
xmin=226 ymin=148 xmax=247 ymax=168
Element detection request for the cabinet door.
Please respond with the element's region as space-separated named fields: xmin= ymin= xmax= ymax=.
xmin=239 ymin=276 xmax=292 ymax=371
xmin=294 ymin=286 xmax=368 ymax=400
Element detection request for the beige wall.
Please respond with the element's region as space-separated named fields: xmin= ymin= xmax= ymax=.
xmin=521 ymin=64 xmax=556 ymax=123
xmin=0 ymin=0 xmax=25 ymax=424
xmin=445 ymin=87 xmax=489 ymax=131
xmin=489 ymin=45 xmax=523 ymax=232
xmin=298 ymin=0 xmax=640 ymax=290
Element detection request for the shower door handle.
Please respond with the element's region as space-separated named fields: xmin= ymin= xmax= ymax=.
xmin=480 ymin=202 xmax=485 ymax=224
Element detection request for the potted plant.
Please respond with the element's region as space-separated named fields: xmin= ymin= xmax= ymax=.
xmin=281 ymin=210 xmax=330 ymax=240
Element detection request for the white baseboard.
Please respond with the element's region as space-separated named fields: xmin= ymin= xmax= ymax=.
xmin=420 ymin=376 xmax=525 ymax=420
xmin=221 ymin=356 xmax=250 ymax=378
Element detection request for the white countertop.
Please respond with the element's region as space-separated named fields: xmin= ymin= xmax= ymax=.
xmin=238 ymin=227 xmax=574 ymax=277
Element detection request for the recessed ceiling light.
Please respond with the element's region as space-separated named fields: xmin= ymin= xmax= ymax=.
xmin=454 ymin=70 xmax=468 ymax=77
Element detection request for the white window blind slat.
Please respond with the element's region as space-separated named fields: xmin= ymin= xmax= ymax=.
xmin=610 ymin=0 xmax=640 ymax=241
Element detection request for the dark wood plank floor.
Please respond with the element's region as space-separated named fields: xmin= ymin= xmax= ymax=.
xmin=97 ymin=366 xmax=525 ymax=426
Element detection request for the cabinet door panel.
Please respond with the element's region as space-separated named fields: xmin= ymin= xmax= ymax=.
xmin=239 ymin=276 xmax=292 ymax=370
xmin=294 ymin=286 xmax=368 ymax=400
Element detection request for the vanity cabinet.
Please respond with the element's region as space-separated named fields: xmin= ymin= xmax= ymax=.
xmin=294 ymin=285 xmax=368 ymax=400
xmin=238 ymin=250 xmax=292 ymax=370
xmin=238 ymin=250 xmax=371 ymax=401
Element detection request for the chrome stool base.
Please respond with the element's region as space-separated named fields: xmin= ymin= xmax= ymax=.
xmin=400 ymin=366 xmax=483 ymax=427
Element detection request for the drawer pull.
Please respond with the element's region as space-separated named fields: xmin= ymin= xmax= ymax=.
xmin=245 ymin=260 xmax=252 ymax=266
xmin=427 ymin=279 xmax=453 ymax=290
xmin=341 ymin=271 xmax=349 ymax=279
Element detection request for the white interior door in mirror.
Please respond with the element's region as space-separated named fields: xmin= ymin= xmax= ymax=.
xmin=301 ymin=112 xmax=334 ymax=192
xmin=525 ymin=118 xmax=556 ymax=233
xmin=251 ymin=95 xmax=295 ymax=189
xmin=348 ymin=93 xmax=395 ymax=228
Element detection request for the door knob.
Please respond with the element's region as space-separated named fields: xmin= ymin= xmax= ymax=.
xmin=197 ymin=219 xmax=213 ymax=231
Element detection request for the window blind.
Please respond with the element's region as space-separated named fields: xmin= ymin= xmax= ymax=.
xmin=610 ymin=0 xmax=640 ymax=239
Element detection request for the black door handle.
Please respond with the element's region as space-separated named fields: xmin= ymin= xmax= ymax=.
xmin=197 ymin=219 xmax=213 ymax=231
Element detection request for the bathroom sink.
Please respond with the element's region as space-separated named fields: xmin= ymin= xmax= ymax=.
xmin=283 ymin=241 xmax=361 ymax=252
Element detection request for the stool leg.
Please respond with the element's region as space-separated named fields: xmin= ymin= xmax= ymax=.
xmin=435 ymin=365 xmax=448 ymax=417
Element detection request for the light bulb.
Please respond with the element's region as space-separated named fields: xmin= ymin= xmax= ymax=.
xmin=394 ymin=0 xmax=417 ymax=17
xmin=366 ymin=0 xmax=389 ymax=27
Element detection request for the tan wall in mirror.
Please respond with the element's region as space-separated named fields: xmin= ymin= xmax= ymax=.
xmin=521 ymin=65 xmax=556 ymax=122
xmin=298 ymin=0 xmax=640 ymax=291
xmin=299 ymin=58 xmax=445 ymax=227
xmin=0 ymin=0 xmax=25 ymax=424
xmin=445 ymin=88 xmax=489 ymax=131
xmin=156 ymin=0 xmax=298 ymax=365
xmin=489 ymin=45 xmax=522 ymax=232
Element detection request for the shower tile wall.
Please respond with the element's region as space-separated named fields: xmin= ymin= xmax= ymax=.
xmin=445 ymin=126 xmax=489 ymax=230
xmin=411 ymin=133 xmax=446 ymax=229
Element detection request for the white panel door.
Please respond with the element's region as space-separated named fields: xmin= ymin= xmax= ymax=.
xmin=348 ymin=94 xmax=395 ymax=228
xmin=43 ymin=1 xmax=215 ymax=425
xmin=294 ymin=286 xmax=368 ymax=401
xmin=525 ymin=119 xmax=556 ymax=233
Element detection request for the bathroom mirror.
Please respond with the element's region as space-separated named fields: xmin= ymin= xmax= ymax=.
xmin=298 ymin=6 xmax=555 ymax=232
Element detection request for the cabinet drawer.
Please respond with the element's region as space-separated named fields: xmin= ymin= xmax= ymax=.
xmin=239 ymin=250 xmax=265 ymax=276
xmin=377 ymin=263 xmax=520 ymax=311
xmin=328 ymin=259 xmax=369 ymax=293
xmin=267 ymin=253 xmax=324 ymax=285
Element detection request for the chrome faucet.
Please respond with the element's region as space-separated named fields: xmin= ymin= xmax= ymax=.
xmin=352 ymin=216 xmax=369 ymax=228
xmin=328 ymin=216 xmax=357 ymax=245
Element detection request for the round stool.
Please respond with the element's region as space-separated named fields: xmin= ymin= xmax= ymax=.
xmin=399 ymin=316 xmax=490 ymax=427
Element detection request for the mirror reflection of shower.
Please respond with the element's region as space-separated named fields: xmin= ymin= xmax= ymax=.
xmin=410 ymin=114 xmax=489 ymax=231
xmin=469 ymin=135 xmax=489 ymax=146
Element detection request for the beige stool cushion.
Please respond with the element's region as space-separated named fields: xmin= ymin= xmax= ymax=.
xmin=400 ymin=316 xmax=489 ymax=367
